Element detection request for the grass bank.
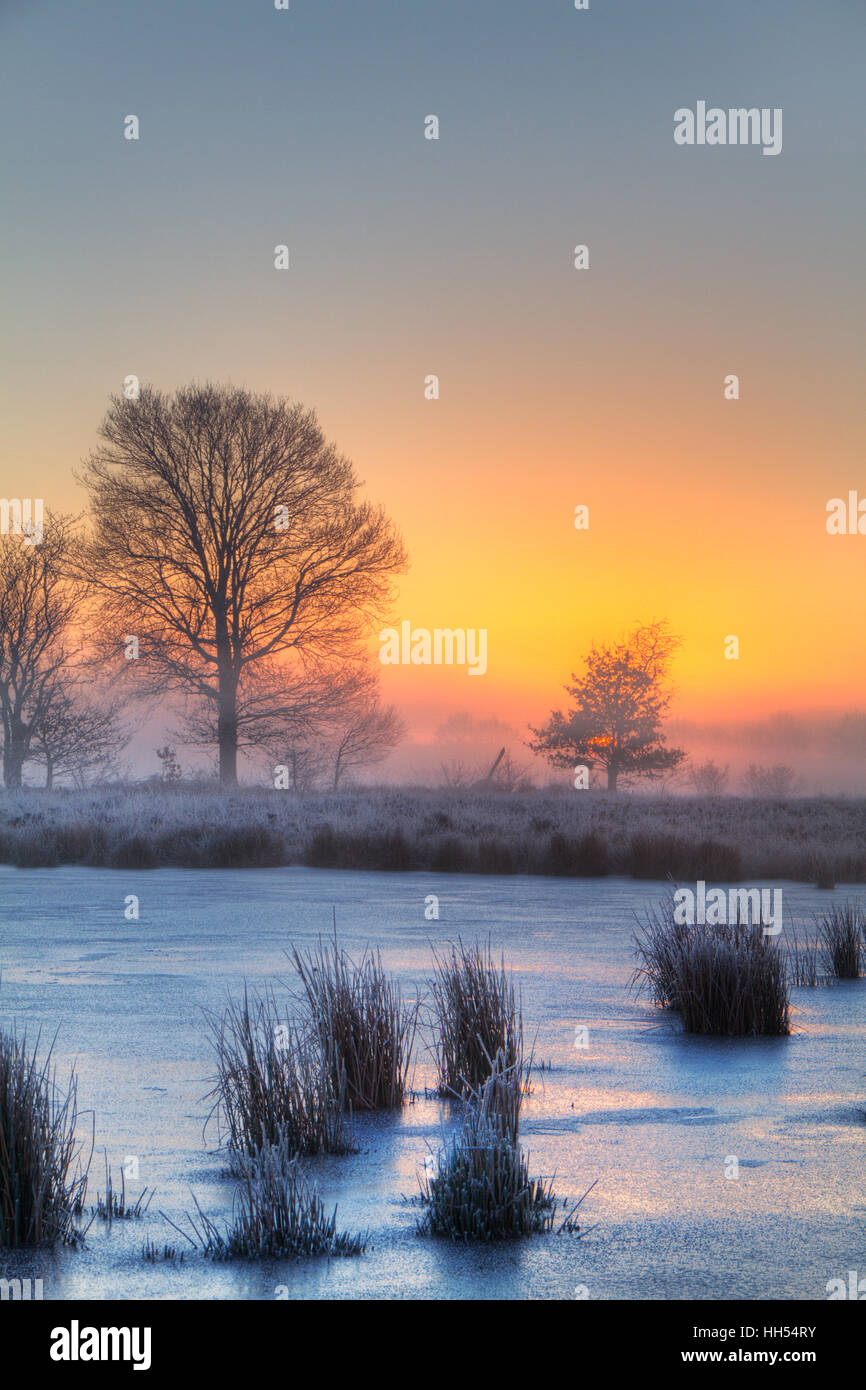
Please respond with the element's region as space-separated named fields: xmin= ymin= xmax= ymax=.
xmin=0 ymin=787 xmax=864 ymax=886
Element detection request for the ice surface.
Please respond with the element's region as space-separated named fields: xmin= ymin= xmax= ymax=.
xmin=0 ymin=866 xmax=863 ymax=1300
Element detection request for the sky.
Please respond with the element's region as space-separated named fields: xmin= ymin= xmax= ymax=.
xmin=1 ymin=0 xmax=864 ymax=783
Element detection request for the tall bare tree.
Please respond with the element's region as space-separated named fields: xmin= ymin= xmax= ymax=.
xmin=78 ymin=384 xmax=406 ymax=786
xmin=0 ymin=515 xmax=84 ymax=789
xmin=527 ymin=621 xmax=685 ymax=792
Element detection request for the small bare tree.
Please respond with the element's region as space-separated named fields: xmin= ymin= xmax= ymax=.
xmin=439 ymin=758 xmax=473 ymax=789
xmin=688 ymin=759 xmax=730 ymax=794
xmin=30 ymin=687 xmax=128 ymax=788
xmin=0 ymin=515 xmax=84 ymax=788
xmin=327 ymin=698 xmax=406 ymax=789
xmin=744 ymin=764 xmax=796 ymax=797
xmin=277 ymin=738 xmax=329 ymax=792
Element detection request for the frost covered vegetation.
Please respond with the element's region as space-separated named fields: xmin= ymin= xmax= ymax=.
xmin=0 ymin=1029 xmax=89 ymax=1247
xmin=205 ymin=989 xmax=355 ymax=1159
xmin=291 ymin=938 xmax=418 ymax=1110
xmin=632 ymin=897 xmax=866 ymax=1035
xmin=817 ymin=902 xmax=865 ymax=979
xmin=182 ymin=1140 xmax=367 ymax=1261
xmin=430 ymin=939 xmax=523 ymax=1096
xmin=1 ymin=786 xmax=865 ymax=885
xmin=417 ymin=1053 xmax=559 ymax=1241
xmin=632 ymin=902 xmax=791 ymax=1036
xmin=195 ymin=940 xmax=581 ymax=1252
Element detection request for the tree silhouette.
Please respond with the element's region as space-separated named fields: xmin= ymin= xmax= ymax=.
xmin=79 ymin=384 xmax=406 ymax=786
xmin=527 ymin=621 xmax=686 ymax=792
xmin=0 ymin=515 xmax=85 ymax=788
xmin=30 ymin=687 xmax=127 ymax=788
xmin=327 ymin=696 xmax=405 ymax=789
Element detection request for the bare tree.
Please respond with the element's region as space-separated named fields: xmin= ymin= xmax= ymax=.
xmin=78 ymin=384 xmax=406 ymax=787
xmin=482 ymin=749 xmax=534 ymax=793
xmin=277 ymin=738 xmax=329 ymax=792
xmin=688 ymin=759 xmax=730 ymax=794
xmin=439 ymin=758 xmax=474 ymax=789
xmin=0 ymin=515 xmax=84 ymax=789
xmin=327 ymin=698 xmax=406 ymax=789
xmin=744 ymin=764 xmax=796 ymax=797
xmin=29 ymin=686 xmax=128 ymax=788
xmin=527 ymin=621 xmax=685 ymax=792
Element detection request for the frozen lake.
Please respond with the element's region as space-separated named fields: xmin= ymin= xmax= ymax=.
xmin=0 ymin=865 xmax=863 ymax=1300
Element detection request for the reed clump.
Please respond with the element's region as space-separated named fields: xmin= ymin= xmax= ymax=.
xmin=183 ymin=1135 xmax=366 ymax=1260
xmin=429 ymin=939 xmax=523 ymax=1096
xmin=205 ymin=987 xmax=354 ymax=1160
xmin=785 ymin=932 xmax=823 ymax=988
xmin=417 ymin=1053 xmax=555 ymax=1240
xmin=94 ymin=1153 xmax=154 ymax=1223
xmin=142 ymin=1236 xmax=184 ymax=1263
xmin=291 ymin=938 xmax=418 ymax=1110
xmin=0 ymin=1027 xmax=89 ymax=1247
xmin=632 ymin=898 xmax=790 ymax=1036
xmin=816 ymin=902 xmax=864 ymax=980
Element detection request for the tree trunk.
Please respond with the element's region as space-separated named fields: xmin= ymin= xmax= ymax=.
xmin=45 ymin=756 xmax=54 ymax=790
xmin=217 ymin=671 xmax=239 ymax=787
xmin=607 ymin=764 xmax=618 ymax=793
xmin=3 ymin=722 xmax=29 ymax=789
xmin=3 ymin=733 xmax=26 ymax=789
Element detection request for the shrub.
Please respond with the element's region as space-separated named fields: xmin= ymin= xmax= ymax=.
xmin=632 ymin=898 xmax=790 ymax=1036
xmin=11 ymin=833 xmax=59 ymax=868
xmin=362 ymin=831 xmax=414 ymax=870
xmin=433 ymin=836 xmax=470 ymax=872
xmin=429 ymin=939 xmax=523 ymax=1095
xmin=813 ymin=859 xmax=837 ymax=891
xmin=628 ymin=834 xmax=683 ymax=880
xmin=627 ymin=834 xmax=741 ymax=882
xmin=205 ymin=988 xmax=353 ymax=1159
xmin=290 ymin=938 xmax=418 ymax=1110
xmin=692 ymin=838 xmax=743 ymax=882
xmin=110 ymin=835 xmax=158 ymax=870
xmin=476 ymin=839 xmax=517 ymax=874
xmin=304 ymin=825 xmax=338 ymax=868
xmin=0 ymin=1028 xmax=89 ymax=1247
xmin=194 ymin=826 xmax=285 ymax=868
xmin=545 ymin=831 xmax=609 ymax=876
xmin=304 ymin=827 xmax=414 ymax=871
